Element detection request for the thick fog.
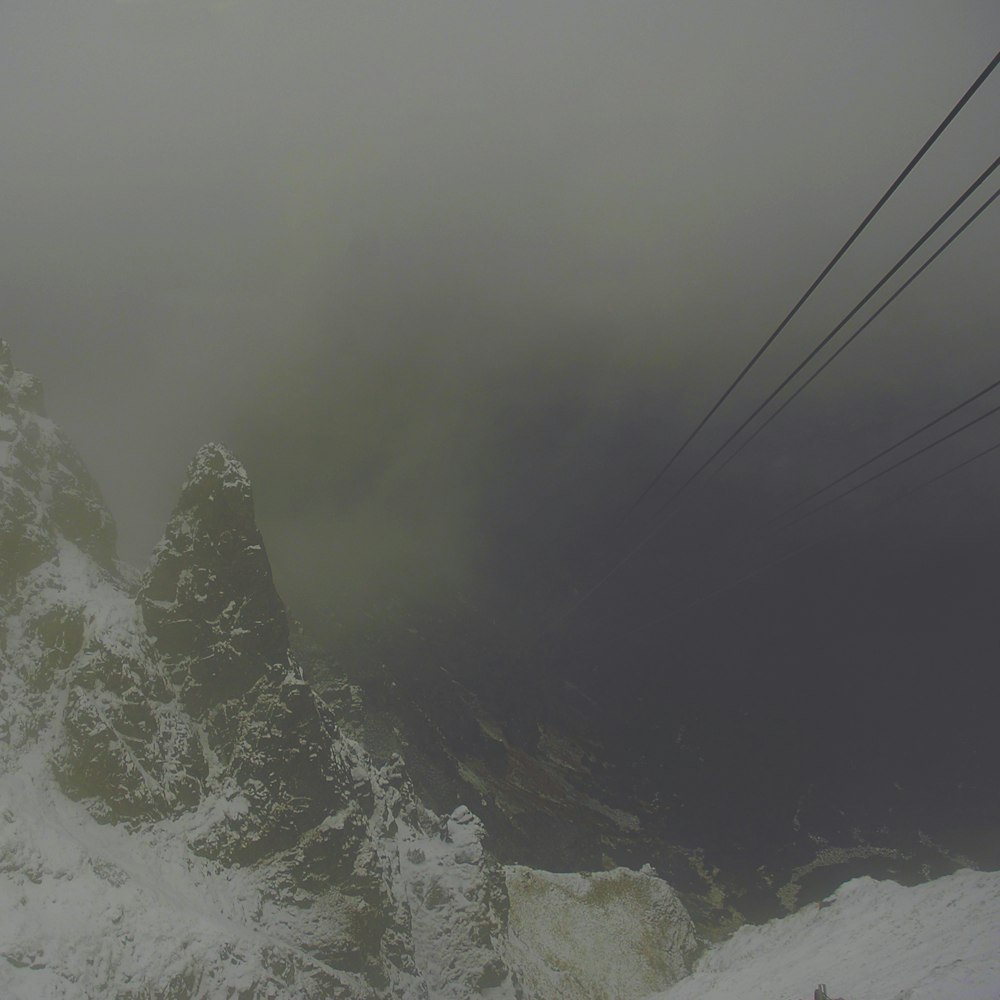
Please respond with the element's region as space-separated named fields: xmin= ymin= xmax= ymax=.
xmin=4 ymin=2 xmax=999 ymax=660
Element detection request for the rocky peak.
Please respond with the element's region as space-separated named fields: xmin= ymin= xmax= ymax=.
xmin=176 ymin=442 xmax=257 ymax=528
xmin=0 ymin=342 xmax=45 ymax=417
xmin=0 ymin=344 xmax=115 ymax=582
xmin=0 ymin=339 xmax=13 ymax=381
xmin=139 ymin=443 xmax=289 ymax=716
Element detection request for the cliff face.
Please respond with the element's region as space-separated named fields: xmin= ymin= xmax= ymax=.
xmin=0 ymin=342 xmax=696 ymax=999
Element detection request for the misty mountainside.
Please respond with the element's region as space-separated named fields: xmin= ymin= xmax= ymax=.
xmin=295 ymin=584 xmax=993 ymax=927
xmin=293 ymin=614 xmax=746 ymax=933
xmin=0 ymin=341 xmax=698 ymax=1000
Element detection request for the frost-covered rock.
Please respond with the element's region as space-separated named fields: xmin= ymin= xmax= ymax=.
xmin=58 ymin=637 xmax=207 ymax=820
xmin=395 ymin=803 xmax=516 ymax=998
xmin=195 ymin=664 xmax=355 ymax=864
xmin=505 ymin=865 xmax=696 ymax=1000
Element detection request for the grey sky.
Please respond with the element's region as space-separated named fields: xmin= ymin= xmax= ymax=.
xmin=3 ymin=1 xmax=998 ymax=631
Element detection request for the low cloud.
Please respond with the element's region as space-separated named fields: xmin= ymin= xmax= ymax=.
xmin=2 ymin=0 xmax=998 ymax=651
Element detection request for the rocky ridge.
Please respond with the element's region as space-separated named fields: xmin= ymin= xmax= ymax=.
xmin=0 ymin=343 xmax=696 ymax=999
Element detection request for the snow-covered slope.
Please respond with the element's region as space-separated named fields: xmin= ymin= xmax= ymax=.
xmin=0 ymin=754 xmax=376 ymax=999
xmin=650 ymin=868 xmax=1000 ymax=1000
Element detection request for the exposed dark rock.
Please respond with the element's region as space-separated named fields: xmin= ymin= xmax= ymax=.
xmin=22 ymin=603 xmax=85 ymax=691
xmin=202 ymin=665 xmax=352 ymax=863
xmin=58 ymin=641 xmax=207 ymax=819
xmin=139 ymin=443 xmax=289 ymax=716
xmin=0 ymin=476 xmax=57 ymax=591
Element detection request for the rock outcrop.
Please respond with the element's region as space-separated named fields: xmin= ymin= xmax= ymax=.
xmin=505 ymin=865 xmax=696 ymax=999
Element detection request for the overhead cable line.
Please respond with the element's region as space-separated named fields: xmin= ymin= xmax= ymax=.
xmin=888 ymin=437 xmax=1000 ymax=508
xmin=713 ymin=185 xmax=1000 ymax=478
xmin=775 ymin=399 xmax=1000 ymax=531
xmin=771 ymin=370 xmax=1000 ymax=525
xmin=537 ymin=57 xmax=1000 ymax=640
xmin=541 ymin=156 xmax=999 ymax=637
xmin=650 ymin=153 xmax=1000 ymax=520
xmin=628 ymin=49 xmax=1000 ymax=513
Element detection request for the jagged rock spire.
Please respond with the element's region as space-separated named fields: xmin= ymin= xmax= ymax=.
xmin=139 ymin=443 xmax=290 ymax=715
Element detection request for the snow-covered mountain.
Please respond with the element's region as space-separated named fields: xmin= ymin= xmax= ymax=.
xmin=0 ymin=342 xmax=697 ymax=999
xmin=2 ymin=341 xmax=996 ymax=1000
